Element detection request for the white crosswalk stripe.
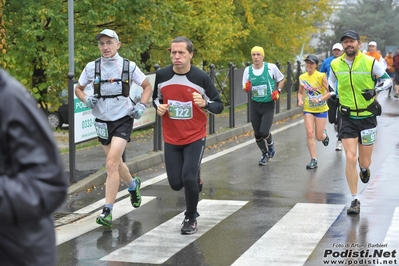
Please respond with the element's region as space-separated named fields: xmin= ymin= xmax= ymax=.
xmin=232 ymin=203 xmax=345 ymax=266
xmin=100 ymin=199 xmax=248 ymax=264
xmin=383 ymin=207 xmax=399 ymax=250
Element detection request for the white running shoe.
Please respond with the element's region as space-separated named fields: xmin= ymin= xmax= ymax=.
xmin=335 ymin=141 xmax=342 ymax=151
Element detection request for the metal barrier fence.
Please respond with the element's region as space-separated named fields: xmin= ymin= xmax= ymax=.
xmin=152 ymin=61 xmax=303 ymax=151
xmin=66 ymin=61 xmax=302 ymax=181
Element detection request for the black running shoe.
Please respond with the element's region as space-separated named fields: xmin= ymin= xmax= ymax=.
xmin=128 ymin=176 xmax=142 ymax=208
xmin=358 ymin=158 xmax=371 ymax=183
xmin=181 ymin=216 xmax=198 ymax=235
xmin=347 ymin=199 xmax=360 ymax=214
xmin=359 ymin=168 xmax=370 ymax=183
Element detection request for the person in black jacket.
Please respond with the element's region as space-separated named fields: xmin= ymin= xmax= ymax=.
xmin=0 ymin=69 xmax=68 ymax=266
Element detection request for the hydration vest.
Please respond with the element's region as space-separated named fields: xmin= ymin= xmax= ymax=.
xmin=93 ymin=58 xmax=133 ymax=98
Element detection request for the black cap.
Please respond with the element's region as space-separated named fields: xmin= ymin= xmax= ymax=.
xmin=304 ymin=54 xmax=319 ymax=65
xmin=340 ymin=30 xmax=360 ymax=41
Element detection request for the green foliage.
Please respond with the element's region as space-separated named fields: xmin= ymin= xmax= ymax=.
xmin=4 ymin=0 xmax=68 ymax=106
xmin=234 ymin=0 xmax=332 ymax=65
xmin=2 ymin=0 xmax=333 ymax=110
xmin=181 ymin=0 xmax=248 ymax=70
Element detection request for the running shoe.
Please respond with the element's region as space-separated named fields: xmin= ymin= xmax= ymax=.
xmin=359 ymin=168 xmax=370 ymax=183
xmin=96 ymin=207 xmax=112 ymax=227
xmin=181 ymin=216 xmax=198 ymax=235
xmin=347 ymin=199 xmax=360 ymax=214
xmin=128 ymin=176 xmax=142 ymax=208
xmin=358 ymin=158 xmax=370 ymax=183
xmin=322 ymin=129 xmax=329 ymax=146
xmin=259 ymin=153 xmax=268 ymax=166
xmin=335 ymin=141 xmax=342 ymax=151
xmin=306 ymin=158 xmax=318 ymax=169
xmin=268 ymin=143 xmax=276 ymax=158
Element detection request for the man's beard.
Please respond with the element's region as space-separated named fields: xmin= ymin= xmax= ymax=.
xmin=345 ymin=47 xmax=357 ymax=57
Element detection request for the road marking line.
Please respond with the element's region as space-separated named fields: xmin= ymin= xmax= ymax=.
xmin=231 ymin=203 xmax=344 ymax=266
xmin=74 ymin=120 xmax=303 ymax=215
xmin=56 ymin=196 xmax=155 ymax=245
xmin=203 ymin=120 xmax=303 ymax=163
xmin=383 ymin=207 xmax=399 ymax=249
xmin=100 ymin=199 xmax=248 ymax=264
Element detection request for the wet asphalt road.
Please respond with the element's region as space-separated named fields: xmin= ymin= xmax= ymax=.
xmin=56 ymin=91 xmax=399 ymax=266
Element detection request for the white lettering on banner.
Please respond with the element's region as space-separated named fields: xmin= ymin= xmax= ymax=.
xmin=75 ymin=101 xmax=86 ymax=109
